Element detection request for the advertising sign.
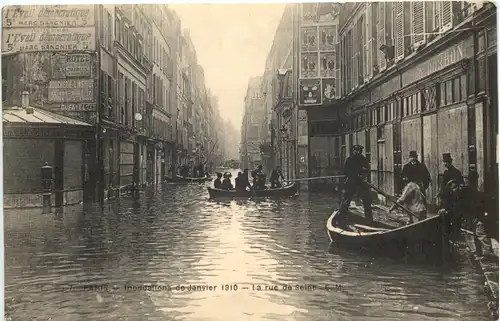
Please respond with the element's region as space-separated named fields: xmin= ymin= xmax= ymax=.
xmin=299 ymin=79 xmax=322 ymax=106
xmin=3 ymin=5 xmax=95 ymax=28
xmin=65 ymin=54 xmax=92 ymax=77
xmin=60 ymin=102 xmax=96 ymax=112
xmin=322 ymin=78 xmax=336 ymax=104
xmin=48 ymin=79 xmax=94 ymax=102
xmin=319 ymin=25 xmax=336 ymax=51
xmin=300 ymin=52 xmax=319 ymax=78
xmin=300 ymin=26 xmax=318 ymax=52
xmin=2 ymin=27 xmax=95 ymax=53
xmin=320 ymin=52 xmax=335 ymax=78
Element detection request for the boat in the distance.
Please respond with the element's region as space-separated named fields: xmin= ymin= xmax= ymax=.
xmin=169 ymin=175 xmax=213 ymax=183
xmin=326 ymin=206 xmax=452 ymax=260
xmin=207 ymin=182 xmax=298 ymax=198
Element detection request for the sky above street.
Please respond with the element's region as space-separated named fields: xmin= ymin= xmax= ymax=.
xmin=170 ymin=4 xmax=286 ymax=132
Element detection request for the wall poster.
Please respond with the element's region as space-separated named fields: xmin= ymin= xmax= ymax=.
xmin=319 ymin=25 xmax=336 ymax=51
xmin=299 ymin=79 xmax=322 ymax=106
xmin=319 ymin=52 xmax=335 ymax=78
xmin=322 ymin=78 xmax=336 ymax=104
xmin=300 ymin=52 xmax=319 ymax=78
xmin=300 ymin=26 xmax=318 ymax=52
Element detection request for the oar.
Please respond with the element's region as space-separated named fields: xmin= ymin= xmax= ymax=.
xmin=362 ymin=179 xmax=422 ymax=222
xmin=203 ymin=139 xmax=219 ymax=166
xmin=289 ymin=175 xmax=346 ymax=182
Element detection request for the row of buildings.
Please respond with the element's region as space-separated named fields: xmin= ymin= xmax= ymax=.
xmin=240 ymin=2 xmax=497 ymax=211
xmin=2 ymin=4 xmax=229 ymax=208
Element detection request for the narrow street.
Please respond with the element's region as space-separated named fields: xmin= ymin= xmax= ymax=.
xmin=4 ymin=172 xmax=491 ymax=321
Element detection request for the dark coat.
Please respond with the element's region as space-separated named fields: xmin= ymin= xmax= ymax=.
xmin=214 ymin=178 xmax=222 ymax=189
xmin=441 ymin=165 xmax=464 ymax=191
xmin=222 ymin=178 xmax=233 ymax=189
xmin=343 ymin=154 xmax=370 ymax=186
xmin=270 ymin=169 xmax=284 ymax=182
xmin=401 ymin=160 xmax=431 ymax=190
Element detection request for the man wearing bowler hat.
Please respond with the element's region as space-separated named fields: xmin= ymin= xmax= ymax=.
xmin=401 ymin=151 xmax=431 ymax=192
xmin=338 ymin=144 xmax=373 ymax=223
xmin=440 ymin=153 xmax=464 ymax=191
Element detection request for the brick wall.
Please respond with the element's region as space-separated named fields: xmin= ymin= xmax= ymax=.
xmin=4 ymin=139 xmax=55 ymax=194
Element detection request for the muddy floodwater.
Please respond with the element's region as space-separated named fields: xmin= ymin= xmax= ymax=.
xmin=4 ymin=180 xmax=492 ymax=320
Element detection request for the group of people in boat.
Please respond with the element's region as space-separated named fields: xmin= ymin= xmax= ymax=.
xmin=177 ymin=163 xmax=210 ymax=178
xmin=213 ymin=165 xmax=286 ymax=192
xmin=339 ymin=144 xmax=495 ymax=258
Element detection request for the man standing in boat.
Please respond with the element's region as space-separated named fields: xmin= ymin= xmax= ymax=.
xmin=338 ymin=144 xmax=373 ymax=223
xmin=270 ymin=166 xmax=285 ymax=188
xmin=401 ymin=151 xmax=431 ymax=194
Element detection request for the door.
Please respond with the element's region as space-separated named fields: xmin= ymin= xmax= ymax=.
xmin=54 ymin=140 xmax=64 ymax=207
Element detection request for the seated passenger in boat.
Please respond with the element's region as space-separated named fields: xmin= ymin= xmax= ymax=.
xmin=270 ymin=166 xmax=285 ymax=188
xmin=389 ymin=178 xmax=427 ymax=224
xmin=180 ymin=165 xmax=190 ymax=178
xmin=222 ymin=172 xmax=234 ymax=190
xmin=241 ymin=169 xmax=251 ymax=190
xmin=235 ymin=172 xmax=246 ymax=192
xmin=197 ymin=163 xmax=205 ymax=178
xmin=214 ymin=172 xmax=223 ymax=189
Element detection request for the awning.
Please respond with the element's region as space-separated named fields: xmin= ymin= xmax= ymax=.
xmin=3 ymin=107 xmax=92 ymax=126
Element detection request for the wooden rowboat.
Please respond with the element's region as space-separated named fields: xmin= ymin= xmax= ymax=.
xmin=173 ymin=175 xmax=213 ymax=183
xmin=326 ymin=207 xmax=452 ymax=259
xmin=207 ymin=182 xmax=298 ymax=198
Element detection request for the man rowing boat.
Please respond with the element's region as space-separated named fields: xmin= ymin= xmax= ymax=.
xmin=338 ymin=144 xmax=373 ymax=223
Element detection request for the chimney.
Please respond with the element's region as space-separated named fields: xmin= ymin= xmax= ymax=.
xmin=21 ymin=91 xmax=29 ymax=108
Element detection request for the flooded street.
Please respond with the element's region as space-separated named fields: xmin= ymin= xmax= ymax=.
xmin=5 ymin=177 xmax=492 ymax=321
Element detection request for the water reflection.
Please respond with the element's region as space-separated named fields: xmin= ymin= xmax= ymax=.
xmin=4 ymin=180 xmax=491 ymax=321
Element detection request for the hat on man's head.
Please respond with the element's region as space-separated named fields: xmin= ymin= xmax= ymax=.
xmin=409 ymin=151 xmax=418 ymax=158
xmin=352 ymin=144 xmax=364 ymax=152
xmin=442 ymin=153 xmax=453 ymax=162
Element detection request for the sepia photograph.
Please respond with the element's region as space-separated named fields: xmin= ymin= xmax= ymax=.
xmin=1 ymin=1 xmax=499 ymax=320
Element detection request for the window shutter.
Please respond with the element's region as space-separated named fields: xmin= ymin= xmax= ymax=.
xmin=378 ymin=3 xmax=387 ymax=71
xmin=395 ymin=2 xmax=405 ymax=62
xmin=440 ymin=1 xmax=453 ymax=32
xmin=424 ymin=2 xmax=434 ymax=34
xmin=411 ymin=2 xmax=426 ymax=47
xmin=365 ymin=5 xmax=373 ymax=81
xmin=358 ymin=14 xmax=364 ymax=84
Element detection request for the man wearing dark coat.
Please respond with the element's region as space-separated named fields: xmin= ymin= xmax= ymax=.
xmin=440 ymin=153 xmax=464 ymax=191
xmin=401 ymin=151 xmax=431 ymax=192
xmin=270 ymin=166 xmax=285 ymax=188
xmin=338 ymin=145 xmax=373 ymax=223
